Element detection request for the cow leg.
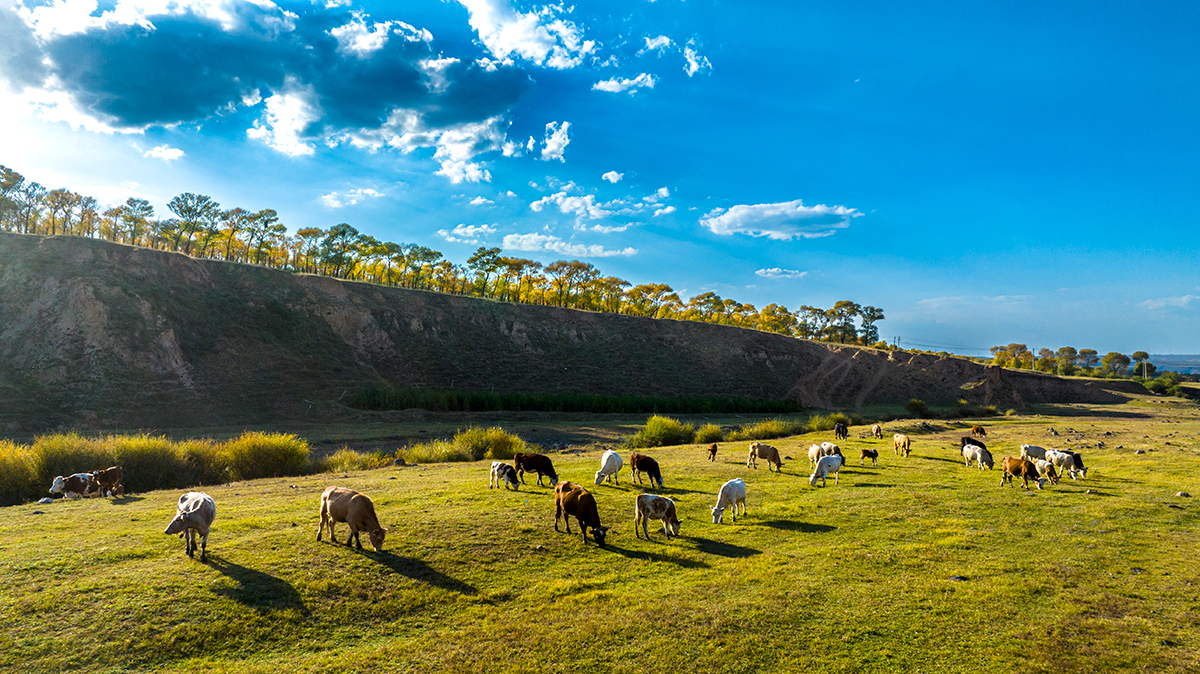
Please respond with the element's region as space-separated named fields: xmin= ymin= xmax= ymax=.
xmin=186 ymin=529 xmax=195 ymax=557
xmin=554 ymin=505 xmax=563 ymax=532
xmin=317 ymin=507 xmax=327 ymax=541
xmin=200 ymin=532 xmax=208 ymax=562
xmin=349 ymin=524 xmax=362 ymax=548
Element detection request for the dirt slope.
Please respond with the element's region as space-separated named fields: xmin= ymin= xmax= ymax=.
xmin=0 ymin=233 xmax=1127 ymax=432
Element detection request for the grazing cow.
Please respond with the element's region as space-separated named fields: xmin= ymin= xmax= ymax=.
xmin=820 ymin=441 xmax=845 ymax=462
xmin=810 ymin=454 xmax=843 ymax=487
xmin=711 ymin=478 xmax=747 ymax=524
xmin=164 ymin=491 xmax=217 ymax=561
xmin=1001 ymin=457 xmax=1046 ymax=490
xmin=860 ymin=448 xmax=879 ymax=466
xmin=490 ymin=461 xmax=520 ymax=491
xmin=893 ymin=434 xmax=912 ymax=457
xmin=634 ymin=494 xmax=681 ymax=540
xmin=1032 ymin=459 xmax=1061 ymax=485
xmin=972 ymin=425 xmax=987 ymax=438
xmin=834 ymin=422 xmax=848 ymax=441
xmin=708 ymin=443 xmax=718 ymax=461
xmin=1046 ymin=449 xmax=1088 ymax=479
xmin=1020 ymin=444 xmax=1048 ymax=462
xmin=962 ymin=444 xmax=994 ymax=470
xmin=871 ymin=424 xmax=884 ymax=440
xmin=49 ymin=473 xmax=95 ymax=500
xmin=595 ymin=449 xmax=623 ymax=486
xmin=514 ymin=452 xmax=559 ymax=487
xmin=630 ymin=453 xmax=664 ymax=488
xmin=554 ymin=482 xmax=609 ymax=547
xmin=90 ymin=466 xmax=123 ymax=497
xmin=808 ymin=444 xmax=825 ymax=468
xmin=961 ymin=436 xmax=987 ymax=452
xmin=317 ymin=486 xmax=386 ymax=552
xmin=747 ymin=442 xmax=783 ymax=472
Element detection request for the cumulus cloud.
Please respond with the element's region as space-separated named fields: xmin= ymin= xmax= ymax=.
xmin=540 ymin=120 xmax=570 ymax=161
xmin=700 ymin=199 xmax=862 ymax=240
xmin=320 ymin=187 xmax=384 ymax=208
xmin=530 ymin=187 xmax=610 ymax=220
xmin=246 ymin=78 xmax=322 ymax=157
xmin=653 ymin=205 xmax=675 ymax=217
xmin=502 ymin=232 xmax=636 ymax=257
xmin=142 ymin=144 xmax=184 ymax=161
xmin=438 ymin=223 xmax=497 ymax=244
xmin=755 ymin=268 xmax=807 ymax=279
xmin=640 ymin=35 xmax=673 ymax=54
xmin=456 ymin=0 xmax=595 ymax=69
xmin=683 ymin=46 xmax=712 ymax=76
xmin=602 ymin=171 xmax=623 ymax=183
xmin=1141 ymin=294 xmax=1199 ymax=310
xmin=469 ymin=196 xmax=494 ymax=205
xmin=592 ymin=73 xmax=655 ymax=94
xmin=330 ymin=11 xmax=431 ymax=59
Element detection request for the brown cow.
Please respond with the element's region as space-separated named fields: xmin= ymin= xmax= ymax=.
xmin=871 ymin=424 xmax=883 ymax=440
xmin=860 ymin=448 xmax=878 ymax=466
xmin=708 ymin=443 xmax=718 ymax=461
xmin=317 ymin=486 xmax=386 ymax=552
xmin=634 ymin=494 xmax=681 ymax=540
xmin=893 ymin=434 xmax=912 ymax=457
xmin=554 ymin=482 xmax=609 ymax=547
xmin=514 ymin=452 xmax=559 ymax=487
xmin=90 ymin=465 xmax=123 ymax=497
xmin=746 ymin=442 xmax=783 ymax=472
xmin=630 ymin=453 xmax=663 ymax=488
xmin=972 ymin=425 xmax=987 ymax=438
xmin=1000 ymin=457 xmax=1046 ymax=490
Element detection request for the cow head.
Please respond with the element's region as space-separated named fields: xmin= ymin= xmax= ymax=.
xmin=666 ymin=517 xmax=682 ymax=537
xmin=593 ymin=471 xmax=605 ymax=486
xmin=49 ymin=476 xmax=65 ymax=494
xmin=548 ymin=474 xmax=559 ymax=487
xmin=711 ymin=505 xmax=725 ymax=524
xmin=590 ymin=526 xmax=610 ymax=547
xmin=368 ymin=528 xmax=386 ymax=552
xmin=1035 ymin=477 xmax=1046 ymax=490
xmin=164 ymin=514 xmax=188 ymax=535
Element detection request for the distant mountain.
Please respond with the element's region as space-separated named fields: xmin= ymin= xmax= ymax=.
xmin=1150 ymin=355 xmax=1200 ymax=374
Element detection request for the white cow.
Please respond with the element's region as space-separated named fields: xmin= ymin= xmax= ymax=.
xmin=1045 ymin=449 xmax=1088 ymax=479
xmin=808 ymin=444 xmax=825 ymax=467
xmin=490 ymin=461 xmax=520 ymax=491
xmin=595 ymin=449 xmax=623 ymax=486
xmin=711 ymin=478 xmax=747 ymax=524
xmin=963 ymin=445 xmax=994 ymax=470
xmin=634 ymin=494 xmax=682 ymax=540
xmin=49 ymin=473 xmax=95 ymax=500
xmin=809 ymin=454 xmax=844 ymax=487
xmin=164 ymin=491 xmax=216 ymax=562
xmin=1020 ymin=444 xmax=1048 ymax=462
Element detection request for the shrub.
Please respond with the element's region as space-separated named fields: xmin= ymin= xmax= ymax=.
xmin=694 ymin=423 xmax=724 ymax=443
xmin=223 ymin=432 xmax=310 ymax=480
xmin=623 ymin=415 xmax=695 ymax=449
xmin=108 ymin=434 xmax=185 ymax=493
xmin=728 ymin=417 xmax=807 ymax=441
xmin=30 ymin=433 xmax=113 ymax=486
xmin=1005 ymin=408 xmax=1018 ymax=416
xmin=905 ymin=399 xmax=930 ymax=418
xmin=400 ymin=440 xmax=474 ymax=464
xmin=0 ymin=440 xmax=38 ymax=507
xmin=319 ymin=447 xmax=393 ymax=473
xmin=179 ymin=439 xmax=227 ymax=487
xmin=452 ymin=427 xmax=526 ymax=461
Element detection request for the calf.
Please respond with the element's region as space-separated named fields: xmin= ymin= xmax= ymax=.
xmin=747 ymin=442 xmax=783 ymax=472
xmin=317 ymin=486 xmax=386 ymax=552
xmin=711 ymin=478 xmax=746 ymax=524
xmin=630 ymin=453 xmax=664 ymax=488
xmin=810 ymin=454 xmax=843 ymax=487
xmin=594 ymin=449 xmax=623 ymax=486
xmin=514 ymin=452 xmax=559 ymax=487
xmin=808 ymin=444 xmax=824 ymax=468
xmin=961 ymin=436 xmax=987 ymax=452
xmin=1001 ymin=457 xmax=1046 ymax=490
xmin=164 ymin=491 xmax=216 ymax=561
xmin=962 ymin=444 xmax=994 ymax=470
xmin=554 ymin=482 xmax=609 ymax=547
xmin=1020 ymin=444 xmax=1048 ymax=462
xmin=894 ymin=434 xmax=912 ymax=457
xmin=49 ymin=473 xmax=94 ymax=500
xmin=90 ymin=465 xmax=124 ymax=497
xmin=871 ymin=424 xmax=884 ymax=439
xmin=708 ymin=443 xmax=718 ymax=461
xmin=860 ymin=448 xmax=878 ymax=466
xmin=490 ymin=461 xmax=520 ymax=491
xmin=972 ymin=425 xmax=987 ymax=438
xmin=1032 ymin=459 xmax=1061 ymax=485
xmin=1046 ymin=449 xmax=1088 ymax=479
xmin=820 ymin=441 xmax=844 ymax=462
xmin=834 ymin=422 xmax=848 ymax=441
xmin=634 ymin=494 xmax=681 ymax=540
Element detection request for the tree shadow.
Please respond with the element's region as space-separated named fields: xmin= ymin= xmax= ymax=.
xmin=853 ymin=483 xmax=895 ymax=488
xmin=688 ymin=536 xmax=760 ymax=558
xmin=602 ymin=542 xmax=711 ymax=568
xmin=206 ymin=554 xmax=309 ymax=614
xmin=1030 ymin=404 xmax=1151 ymax=419
xmin=641 ymin=486 xmax=708 ymax=497
xmin=759 ymin=520 xmax=836 ymax=534
xmin=108 ymin=495 xmax=145 ymax=506
xmin=370 ymin=551 xmax=477 ymax=595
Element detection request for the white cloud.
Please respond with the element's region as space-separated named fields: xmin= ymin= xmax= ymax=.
xmin=346 ymin=111 xmax=507 ymax=183
xmin=320 ymin=188 xmax=384 ymax=208
xmin=142 ymin=144 xmax=184 ymax=161
xmin=469 ymin=196 xmax=494 ymax=205
xmin=540 ymin=120 xmax=570 ymax=161
xmin=502 ymin=232 xmax=637 ymax=257
xmin=592 ymin=73 xmax=656 ymax=94
xmin=530 ymin=186 xmax=611 ymax=220
xmin=455 ymin=0 xmax=595 ymax=69
xmin=505 ymin=190 xmax=518 ymax=197
xmin=700 ymin=199 xmax=862 ymax=240
xmin=602 ymin=171 xmax=623 ymax=183
xmin=438 ymin=223 xmax=498 ymax=244
xmin=1141 ymin=294 xmax=1199 ymax=310
xmin=755 ymin=268 xmax=807 ymax=280
xmin=19 ymin=0 xmax=297 ymax=39
xmin=641 ymin=35 xmax=673 ymax=54
xmin=246 ymin=78 xmax=322 ymax=157
xmin=653 ymin=205 xmax=676 ymax=217
xmin=683 ymin=46 xmax=712 ymax=77
xmin=330 ymin=12 xmax=431 ymax=58
xmin=418 ymin=57 xmax=461 ymax=93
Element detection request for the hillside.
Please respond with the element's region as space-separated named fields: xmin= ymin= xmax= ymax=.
xmin=0 ymin=233 xmax=1127 ymax=433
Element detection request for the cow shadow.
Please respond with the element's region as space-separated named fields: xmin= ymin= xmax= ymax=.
xmin=689 ymin=536 xmax=760 ymax=558
xmin=642 ymin=486 xmax=707 ymax=497
xmin=603 ymin=542 xmax=710 ymax=569
xmin=371 ymin=551 xmax=477 ymax=595
xmin=108 ymin=495 xmax=145 ymax=506
xmin=759 ymin=520 xmax=837 ymax=534
xmin=853 ymin=483 xmax=895 ymax=488
xmin=207 ymin=555 xmax=309 ymax=614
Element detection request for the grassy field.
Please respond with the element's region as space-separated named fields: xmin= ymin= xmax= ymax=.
xmin=2 ymin=398 xmax=1198 ymax=673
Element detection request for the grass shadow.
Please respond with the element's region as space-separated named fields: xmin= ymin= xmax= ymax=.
xmin=207 ymin=554 xmax=309 ymax=614
xmin=371 ymin=551 xmax=477 ymax=595
xmin=108 ymin=495 xmax=145 ymax=506
xmin=853 ymin=483 xmax=895 ymax=488
xmin=1030 ymin=404 xmax=1152 ymax=419
xmin=759 ymin=520 xmax=836 ymax=534
xmin=602 ymin=542 xmax=711 ymax=568
xmin=688 ymin=535 xmax=760 ymax=558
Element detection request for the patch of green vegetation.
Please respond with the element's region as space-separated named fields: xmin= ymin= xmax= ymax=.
xmin=622 ymin=415 xmax=695 ymax=449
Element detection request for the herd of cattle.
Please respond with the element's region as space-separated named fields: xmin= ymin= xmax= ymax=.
xmin=45 ymin=422 xmax=1093 ymax=558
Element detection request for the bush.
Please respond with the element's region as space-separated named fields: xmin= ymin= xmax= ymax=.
xmin=1005 ymin=408 xmax=1018 ymax=416
xmin=222 ymin=432 xmax=311 ymax=481
xmin=30 ymin=433 xmax=113 ymax=486
xmin=623 ymin=415 xmax=695 ymax=449
xmin=694 ymin=423 xmax=724 ymax=443
xmin=400 ymin=440 xmax=474 ymax=464
xmin=452 ymin=427 xmax=526 ymax=461
xmin=0 ymin=440 xmax=38 ymax=507
xmin=179 ymin=439 xmax=228 ymax=487
xmin=905 ymin=399 xmax=930 ymax=418
xmin=728 ymin=417 xmax=807 ymax=441
xmin=108 ymin=434 xmax=185 ymax=493
xmin=319 ymin=447 xmax=394 ymax=473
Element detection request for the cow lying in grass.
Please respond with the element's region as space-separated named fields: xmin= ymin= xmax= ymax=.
xmin=165 ymin=491 xmax=216 ymax=562
xmin=49 ymin=473 xmax=94 ymax=500
xmin=554 ymin=482 xmax=609 ymax=547
xmin=634 ymin=494 xmax=681 ymax=540
xmin=490 ymin=461 xmax=520 ymax=491
xmin=1001 ymin=457 xmax=1046 ymax=490
xmin=317 ymin=486 xmax=385 ymax=552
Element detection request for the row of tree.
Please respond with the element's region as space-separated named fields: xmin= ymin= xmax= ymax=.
xmin=0 ymin=165 xmax=886 ymax=344
xmin=990 ymin=343 xmax=1154 ymax=377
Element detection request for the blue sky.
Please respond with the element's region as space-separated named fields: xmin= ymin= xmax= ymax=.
xmin=2 ymin=0 xmax=1198 ymax=355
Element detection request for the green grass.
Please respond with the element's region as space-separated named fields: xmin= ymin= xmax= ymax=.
xmin=1 ymin=401 xmax=1199 ymax=672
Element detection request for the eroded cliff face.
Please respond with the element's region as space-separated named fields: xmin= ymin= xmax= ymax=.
xmin=0 ymin=233 xmax=1125 ymax=432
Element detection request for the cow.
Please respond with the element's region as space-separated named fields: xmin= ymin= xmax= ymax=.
xmin=554 ymin=482 xmax=609 ymax=547
xmin=747 ymin=442 xmax=783 ymax=472
xmin=630 ymin=453 xmax=664 ymax=488
xmin=90 ymin=466 xmax=123 ymax=497
xmin=834 ymin=422 xmax=848 ymax=441
xmin=708 ymin=443 xmax=718 ymax=461
xmin=711 ymin=478 xmax=746 ymax=524
xmin=961 ymin=437 xmax=987 ymax=452
xmin=1001 ymin=457 xmax=1046 ymax=490
xmin=962 ymin=444 xmax=994 ymax=470
xmin=860 ymin=448 xmax=879 ymax=466
xmin=820 ymin=442 xmax=844 ymax=461
xmin=514 ymin=452 xmax=559 ymax=487
xmin=634 ymin=494 xmax=682 ymax=540
xmin=808 ymin=444 xmax=825 ymax=468
xmin=894 ymin=434 xmax=912 ymax=457
xmin=810 ymin=454 xmax=843 ymax=487
xmin=1046 ymin=449 xmax=1088 ymax=479
xmin=49 ymin=473 xmax=94 ymax=500
xmin=972 ymin=425 xmax=987 ymax=438
xmin=595 ymin=449 xmax=623 ymax=486
xmin=1032 ymin=459 xmax=1061 ymax=485
xmin=164 ymin=491 xmax=217 ymax=561
xmin=1020 ymin=444 xmax=1048 ymax=462
xmin=317 ymin=486 xmax=386 ymax=552
xmin=871 ymin=424 xmax=884 ymax=439
xmin=490 ymin=461 xmax=520 ymax=491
